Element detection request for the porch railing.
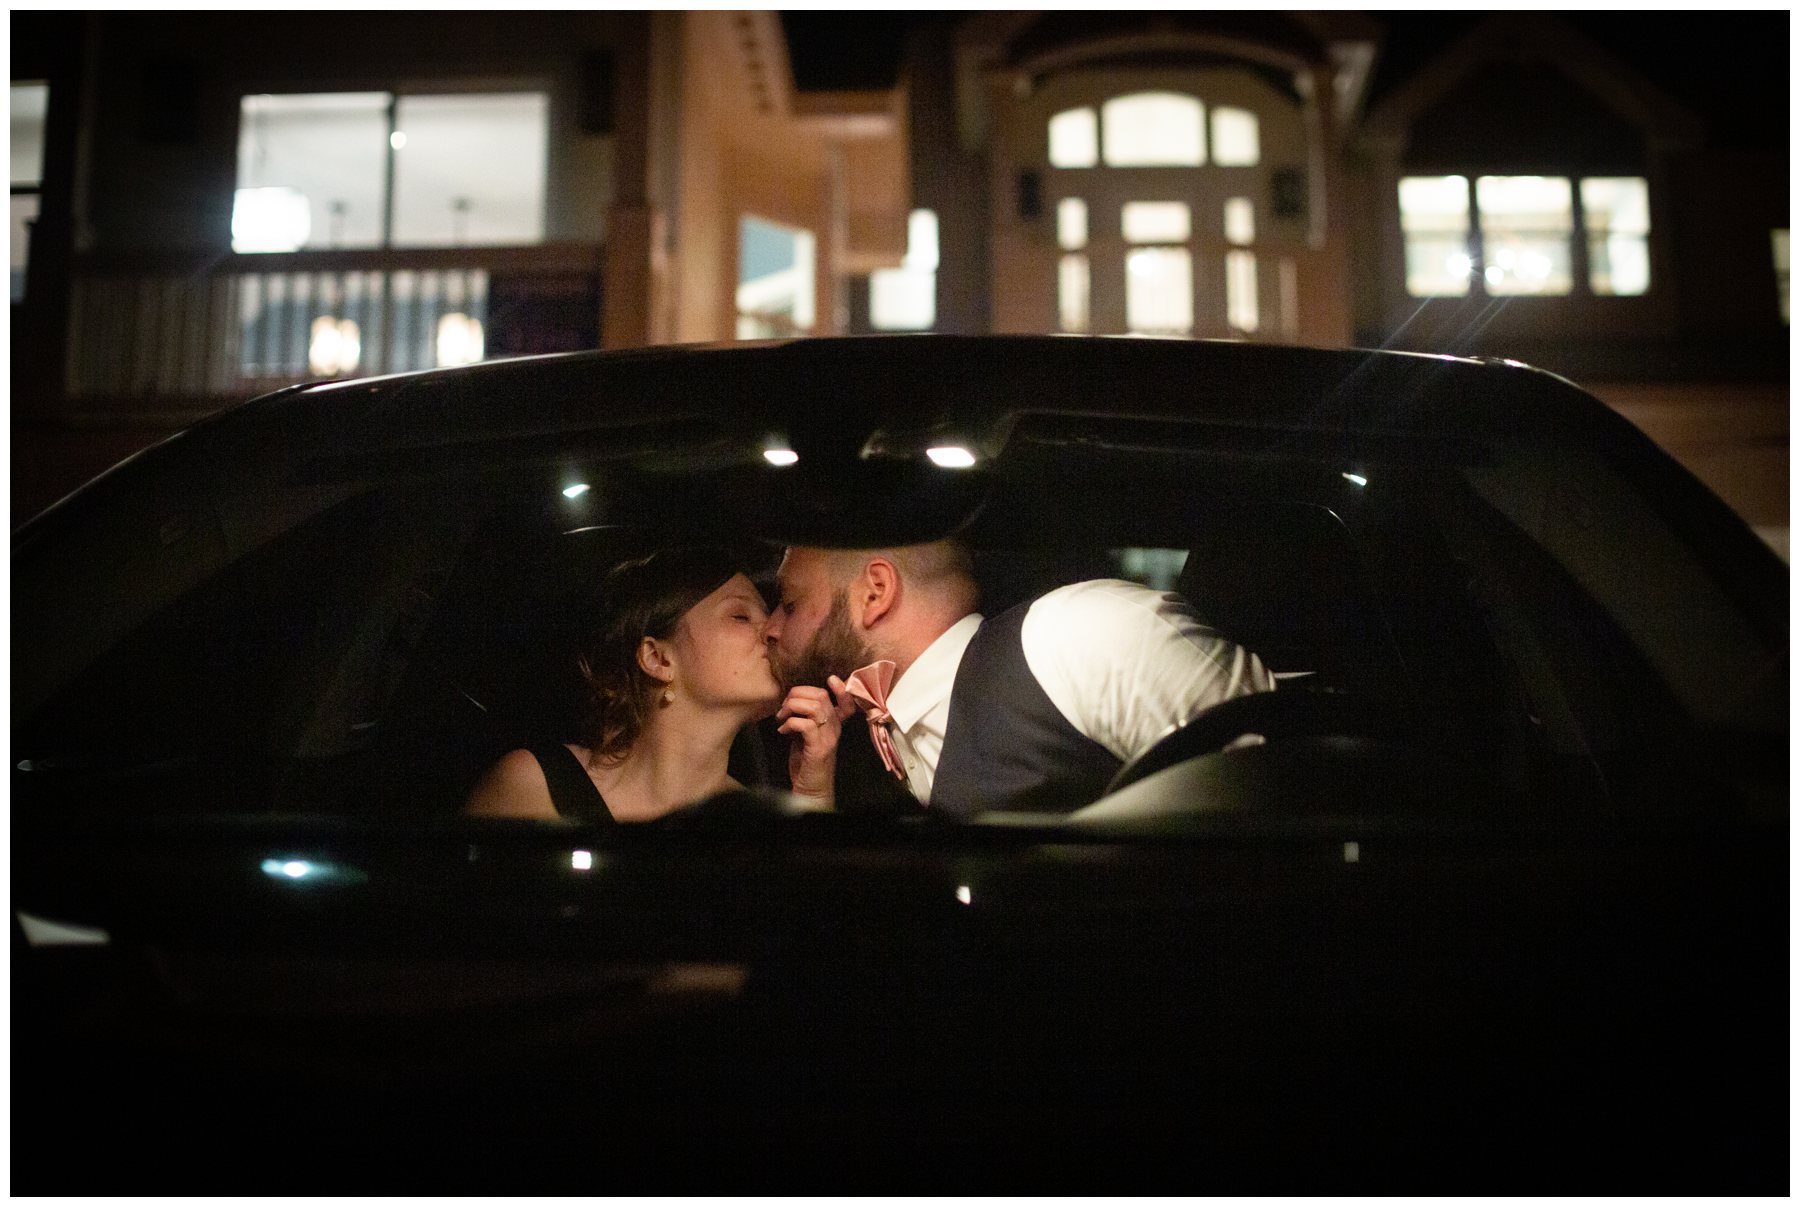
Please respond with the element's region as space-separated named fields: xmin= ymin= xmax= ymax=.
xmin=65 ymin=243 xmax=605 ymax=415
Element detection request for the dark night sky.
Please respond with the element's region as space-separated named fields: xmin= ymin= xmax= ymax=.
xmin=780 ymin=10 xmax=1790 ymax=153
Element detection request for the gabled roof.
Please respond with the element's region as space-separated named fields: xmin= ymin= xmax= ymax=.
xmin=1360 ymin=12 xmax=1702 ymax=153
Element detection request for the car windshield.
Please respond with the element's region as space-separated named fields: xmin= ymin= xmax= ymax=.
xmin=13 ymin=381 xmax=1785 ymax=834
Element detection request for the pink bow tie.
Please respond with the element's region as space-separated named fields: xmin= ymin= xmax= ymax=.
xmin=844 ymin=659 xmax=906 ymax=783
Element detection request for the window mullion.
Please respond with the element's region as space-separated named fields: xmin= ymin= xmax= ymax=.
xmin=1569 ymin=176 xmax=1592 ymax=298
xmin=382 ymin=95 xmax=398 ymax=249
xmin=1467 ymin=175 xmax=1489 ymax=299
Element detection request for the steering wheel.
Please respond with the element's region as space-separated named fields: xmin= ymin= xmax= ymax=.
xmin=1104 ymin=688 xmax=1419 ymax=796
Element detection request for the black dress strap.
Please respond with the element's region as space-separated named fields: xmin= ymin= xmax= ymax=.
xmin=525 ymin=742 xmax=616 ymax=824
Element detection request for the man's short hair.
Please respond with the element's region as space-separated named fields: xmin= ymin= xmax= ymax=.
xmin=824 ymin=540 xmax=977 ymax=608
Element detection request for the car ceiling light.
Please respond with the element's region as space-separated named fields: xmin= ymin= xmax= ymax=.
xmin=1342 ymin=473 xmax=1368 ymax=487
xmin=562 ymin=483 xmax=590 ymax=499
xmin=1343 ymin=842 xmax=1361 ymax=864
xmin=956 ymin=885 xmax=973 ymax=905
xmin=927 ymin=446 xmax=978 ymax=470
xmin=571 ymin=849 xmax=594 ymax=871
xmin=763 ymin=448 xmax=799 ymax=467
xmin=262 ymin=858 xmax=316 ymax=880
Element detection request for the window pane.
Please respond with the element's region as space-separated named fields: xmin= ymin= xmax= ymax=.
xmin=1058 ymin=254 xmax=1089 ymax=333
xmin=1580 ymin=177 xmax=1649 ymax=235
xmin=1582 ymin=177 xmax=1650 ymax=296
xmin=1125 ymin=247 xmax=1192 ymax=334
xmin=1226 ymin=250 xmax=1258 ymax=333
xmin=1400 ymin=177 xmax=1472 ymax=297
xmin=392 ymin=94 xmax=546 ymax=246
xmin=236 ymin=93 xmax=390 ymax=251
xmin=11 ymin=82 xmax=48 ymax=188
xmin=904 ymin=208 xmax=939 ymax=271
xmin=1049 ymin=108 xmax=1098 ymax=168
xmin=1121 ymin=201 xmax=1190 ymax=244
xmin=12 ymin=191 xmax=39 ymax=302
xmin=737 ymin=216 xmax=815 ymax=337
xmin=1224 ymin=197 xmax=1255 ymax=246
xmin=1102 ymin=93 xmax=1204 ymax=167
xmin=870 ymin=268 xmax=935 ymax=330
xmin=1477 ymin=176 xmax=1573 ymax=296
xmin=1399 ymin=175 xmax=1470 ymax=233
xmin=1405 ymin=236 xmax=1473 ymax=298
xmin=1057 ymin=198 xmax=1087 ymax=251
xmin=1211 ymin=106 xmax=1260 ymax=167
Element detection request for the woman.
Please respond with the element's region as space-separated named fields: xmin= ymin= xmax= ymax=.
xmin=466 ymin=546 xmax=844 ymax=821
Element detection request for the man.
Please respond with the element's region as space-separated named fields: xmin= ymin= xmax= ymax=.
xmin=764 ymin=540 xmax=1274 ymax=817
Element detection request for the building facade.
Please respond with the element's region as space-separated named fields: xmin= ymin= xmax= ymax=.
xmin=11 ymin=11 xmax=1788 ymax=546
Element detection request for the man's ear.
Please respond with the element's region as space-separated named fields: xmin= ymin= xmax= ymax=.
xmin=859 ymin=558 xmax=899 ymax=628
xmin=636 ymin=637 xmax=675 ymax=683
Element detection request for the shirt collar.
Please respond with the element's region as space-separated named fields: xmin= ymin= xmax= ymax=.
xmin=883 ymin=612 xmax=982 ymax=732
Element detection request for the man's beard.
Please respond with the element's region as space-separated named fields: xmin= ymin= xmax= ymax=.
xmin=775 ymin=588 xmax=874 ymax=693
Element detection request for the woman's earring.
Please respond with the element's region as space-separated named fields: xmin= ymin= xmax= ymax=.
xmin=662 ymin=686 xmax=675 ymax=706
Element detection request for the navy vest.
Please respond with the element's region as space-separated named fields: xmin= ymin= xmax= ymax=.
xmin=929 ymin=600 xmax=1123 ymax=818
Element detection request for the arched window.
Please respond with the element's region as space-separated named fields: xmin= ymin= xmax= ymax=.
xmin=1210 ymin=106 xmax=1260 ymax=167
xmin=1101 ymin=92 xmax=1205 ymax=166
xmin=1048 ymin=107 xmax=1099 ymax=168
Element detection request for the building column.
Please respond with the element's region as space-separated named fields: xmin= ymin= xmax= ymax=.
xmin=1300 ymin=62 xmax=1352 ymax=347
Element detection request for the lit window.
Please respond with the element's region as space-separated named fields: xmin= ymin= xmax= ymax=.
xmin=1125 ymin=247 xmax=1192 ymax=335
xmin=391 ymin=94 xmax=547 ymax=246
xmin=1399 ymin=175 xmax=1472 ymax=298
xmin=12 ymin=81 xmax=47 ymax=303
xmin=1057 ymin=198 xmax=1087 ymax=251
xmin=234 ymin=91 xmax=548 ymax=253
xmin=869 ymin=207 xmax=937 ymax=332
xmin=1476 ymin=176 xmax=1573 ymax=296
xmin=1774 ymin=230 xmax=1790 ymax=325
xmin=1224 ymin=197 xmax=1255 ymax=246
xmin=1581 ymin=177 xmax=1649 ymax=297
xmin=1102 ymin=93 xmax=1204 ymax=167
xmin=11 ymin=82 xmax=47 ymax=188
xmin=1058 ymin=254 xmax=1089 ymax=333
xmin=1210 ymin=107 xmax=1260 ymax=167
xmin=1048 ymin=107 xmax=1098 ymax=168
xmin=738 ymin=216 xmax=816 ymax=338
xmin=236 ymin=93 xmax=391 ymax=250
xmin=1226 ymin=250 xmax=1258 ymax=333
xmin=1121 ymin=202 xmax=1190 ymax=244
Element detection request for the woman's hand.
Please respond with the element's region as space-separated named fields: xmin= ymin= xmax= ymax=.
xmin=776 ymin=677 xmax=852 ymax=805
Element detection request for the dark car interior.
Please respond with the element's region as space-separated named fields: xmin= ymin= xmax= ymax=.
xmin=19 ymin=403 xmax=1774 ymax=834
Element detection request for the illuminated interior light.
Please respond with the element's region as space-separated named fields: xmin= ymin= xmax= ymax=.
xmin=436 ymin=312 xmax=484 ymax=368
xmin=562 ymin=483 xmax=590 ymax=499
xmin=1446 ymin=253 xmax=1473 ymax=278
xmin=763 ymin=448 xmax=799 ymax=467
xmin=308 ymin=316 xmax=362 ymax=377
xmin=231 ymin=186 xmax=312 ymax=253
xmin=1342 ymin=473 xmax=1368 ymax=487
xmin=1343 ymin=842 xmax=1361 ymax=864
xmin=571 ymin=850 xmax=594 ymax=871
xmin=390 ymin=131 xmax=407 ymax=150
xmin=927 ymin=446 xmax=977 ymax=469
xmin=956 ymin=885 xmax=973 ymax=905
xmin=261 ymin=858 xmax=316 ymax=879
xmin=1484 ymin=266 xmax=1504 ymax=287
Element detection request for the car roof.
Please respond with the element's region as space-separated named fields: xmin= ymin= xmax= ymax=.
xmin=194 ymin=335 xmax=1612 ymax=470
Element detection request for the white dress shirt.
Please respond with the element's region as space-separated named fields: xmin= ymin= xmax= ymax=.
xmin=880 ymin=580 xmax=1274 ymax=804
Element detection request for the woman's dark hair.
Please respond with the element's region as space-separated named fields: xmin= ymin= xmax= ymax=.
xmin=573 ymin=546 xmax=751 ymax=762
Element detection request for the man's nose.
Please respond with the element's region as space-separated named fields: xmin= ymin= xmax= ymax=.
xmin=763 ymin=612 xmax=782 ymax=644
